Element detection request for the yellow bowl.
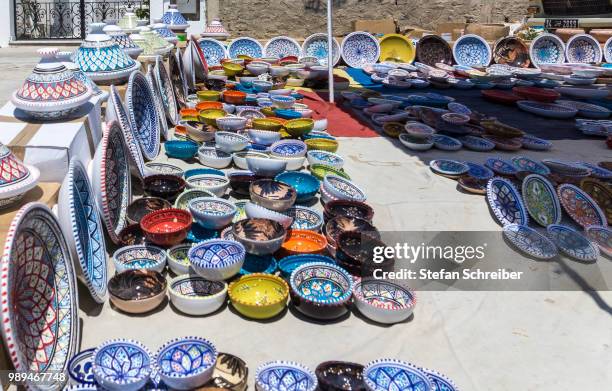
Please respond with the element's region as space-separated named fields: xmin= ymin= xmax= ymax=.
xmin=382 ymin=122 xmax=404 ymax=138
xmin=228 ymin=273 xmax=288 ymax=319
xmin=309 ymin=164 xmax=350 ymax=180
xmin=251 ymin=118 xmax=284 ymax=132
xmin=284 ymin=118 xmax=314 ymax=137
xmin=223 ymin=62 xmax=244 ymax=77
xmin=378 ymin=33 xmax=415 ymax=63
xmin=197 ymin=90 xmax=221 ymax=102
xmin=261 ymin=107 xmax=276 ymax=117
xmin=198 ymin=108 xmax=227 ymax=127
xmin=305 ymin=138 xmax=339 ymax=153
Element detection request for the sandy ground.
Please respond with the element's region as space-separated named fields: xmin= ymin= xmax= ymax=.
xmin=1 ymin=46 xmax=611 ymax=390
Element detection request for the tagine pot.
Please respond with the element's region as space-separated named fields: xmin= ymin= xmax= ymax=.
xmin=162 ymin=4 xmax=189 ymax=31
xmin=152 ymin=18 xmax=178 ymax=44
xmin=103 ymin=23 xmax=143 ymax=59
xmin=56 ymin=50 xmax=108 ymax=101
xmin=201 ymin=19 xmax=229 ymax=40
xmin=0 ymin=142 xmax=40 ymax=209
xmin=118 ymin=7 xmax=139 ymax=33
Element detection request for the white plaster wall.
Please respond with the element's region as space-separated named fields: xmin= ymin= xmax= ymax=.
xmin=0 ymin=0 xmax=15 ymax=46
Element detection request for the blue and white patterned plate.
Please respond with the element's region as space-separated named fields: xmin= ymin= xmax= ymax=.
xmin=423 ymin=368 xmax=459 ymax=391
xmin=93 ymin=339 xmax=152 ymax=391
xmin=522 ymin=174 xmax=562 ymax=227
xmin=585 ymin=225 xmax=611 ymax=258
xmin=566 ymin=34 xmax=602 ymax=64
xmin=510 ymin=156 xmax=550 ymax=175
xmin=487 ymin=177 xmax=529 ymax=226
xmin=452 ymin=34 xmax=491 ymax=67
xmin=363 ymin=359 xmax=433 ymax=391
xmin=264 ymin=36 xmax=302 ymax=59
xmin=464 ymin=161 xmax=494 ymax=180
xmin=547 ymin=224 xmax=600 ymax=262
xmin=228 ymin=37 xmax=263 ymax=58
xmin=432 ymin=134 xmax=462 ymax=151
xmin=458 ymin=136 xmax=495 ymax=151
xmin=429 ymin=159 xmax=469 ymax=177
xmin=256 ymin=360 xmax=317 ymax=391
xmin=126 ymin=71 xmax=161 ymax=160
xmin=503 ymin=224 xmax=558 ymax=260
xmin=198 ymin=38 xmax=228 ymax=66
xmin=302 ymin=33 xmax=341 ymax=66
xmin=529 ymin=33 xmax=565 ymax=67
xmin=341 ymin=31 xmax=381 ymax=69
xmin=485 ymin=157 xmax=517 ymax=175
xmin=447 ymin=102 xmax=471 ymax=115
xmin=520 ymin=134 xmax=552 ymax=151
xmin=605 ymin=36 xmax=612 ymax=63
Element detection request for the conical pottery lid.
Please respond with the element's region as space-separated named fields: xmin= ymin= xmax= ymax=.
xmin=103 ymin=23 xmax=123 ymax=35
xmin=202 ymin=19 xmax=229 ymax=38
xmin=85 ymin=22 xmax=111 ymax=43
xmin=130 ymin=33 xmax=158 ymax=56
xmin=151 ymin=18 xmax=178 ymax=41
xmin=57 ymin=51 xmax=106 ymax=98
xmin=162 ymin=4 xmax=189 ymax=30
xmin=118 ymin=7 xmax=139 ymax=31
xmin=140 ymin=27 xmax=167 ymax=50
xmin=0 ymin=142 xmax=40 ymax=202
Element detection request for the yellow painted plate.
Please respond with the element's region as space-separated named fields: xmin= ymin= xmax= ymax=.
xmin=379 ymin=34 xmax=415 ymax=63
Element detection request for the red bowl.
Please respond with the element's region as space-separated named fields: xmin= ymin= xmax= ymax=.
xmin=481 ymin=90 xmax=522 ymax=105
xmin=140 ymin=208 xmax=192 ymax=247
xmin=512 ymin=86 xmax=560 ymax=103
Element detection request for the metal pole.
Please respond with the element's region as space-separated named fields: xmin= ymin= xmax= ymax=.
xmin=326 ymin=0 xmax=334 ymax=103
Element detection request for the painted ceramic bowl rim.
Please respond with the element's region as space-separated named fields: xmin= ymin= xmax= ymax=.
xmin=232 ymin=218 xmax=287 ymax=243
xmin=323 ymin=174 xmax=367 ymax=201
xmin=228 ymin=273 xmax=289 ymax=307
xmin=187 ymin=174 xmax=230 ymax=187
xmin=156 ymin=336 xmax=218 ymax=378
xmin=93 ymin=338 xmax=152 ymax=386
xmin=486 ymin=177 xmax=529 ymax=226
xmin=421 ymin=367 xmax=460 ymax=391
xmin=166 ymin=243 xmax=193 ymax=265
xmin=249 ymin=179 xmax=297 ymax=201
xmin=174 ymin=189 xmax=217 ymax=209
xmin=270 ymin=139 xmax=308 ymax=157
xmin=522 ymin=174 xmax=561 ymax=225
xmin=188 ymin=196 xmax=237 ymax=217
xmin=566 ymin=33 xmax=603 ymax=63
xmin=363 ymin=358 xmax=433 ymax=391
xmin=188 ymin=238 xmax=246 ymax=269
xmin=452 ymin=34 xmax=492 ymax=66
xmin=140 ymin=208 xmax=193 ymax=235
xmin=315 ymin=360 xmax=365 ymax=391
xmin=278 ymin=254 xmax=335 ymax=275
xmin=145 ymin=162 xmax=185 ymax=177
xmin=302 ymin=32 xmax=341 ymax=66
xmin=255 ymin=360 xmax=317 ymax=391
xmin=353 ymin=278 xmax=417 ymax=312
xmin=68 ymin=348 xmax=96 ymax=385
xmin=285 ymin=206 xmax=324 ymax=230
xmin=290 ymin=262 xmax=354 ymax=305
xmin=112 ymin=244 xmax=167 ymax=271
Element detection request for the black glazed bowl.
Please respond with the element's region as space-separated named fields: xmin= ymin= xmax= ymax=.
xmin=229 ymin=171 xmax=261 ymax=196
xmin=108 ymin=270 xmax=167 ymax=314
xmin=315 ymin=361 xmax=366 ymax=391
xmin=335 ymin=231 xmax=394 ymax=276
xmin=323 ymin=200 xmax=374 ymax=223
xmin=127 ymin=197 xmax=172 ymax=224
xmin=143 ymin=174 xmax=187 ymax=201
xmin=325 ymin=216 xmax=380 ymax=249
xmin=118 ymin=224 xmax=148 ymax=246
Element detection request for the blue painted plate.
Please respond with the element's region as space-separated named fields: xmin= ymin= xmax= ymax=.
xmin=486 ymin=177 xmax=529 ymax=226
xmin=198 ymin=38 xmax=228 ymax=66
xmin=520 ymin=134 xmax=552 ymax=151
xmin=423 ymin=368 xmax=459 ymax=391
xmin=228 ymin=37 xmax=263 ymax=58
xmin=432 ymin=134 xmax=462 ymax=151
xmin=429 ymin=159 xmax=469 ymax=177
xmin=503 ymin=224 xmax=558 ymax=260
xmin=459 ymin=136 xmax=495 ymax=151
xmin=464 ymin=161 xmax=494 ymax=180
xmin=510 ymin=156 xmax=550 ymax=175
xmin=547 ymin=224 xmax=600 ymax=262
xmin=485 ymin=157 xmax=517 ymax=175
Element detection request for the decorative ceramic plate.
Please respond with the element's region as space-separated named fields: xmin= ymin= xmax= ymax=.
xmin=1 ymin=203 xmax=79 ymax=390
xmin=429 ymin=159 xmax=469 ymax=177
xmin=487 ymin=177 xmax=529 ymax=226
xmin=605 ymin=36 xmax=612 ymax=63
xmin=379 ymin=34 xmax=415 ymax=63
xmin=264 ymin=36 xmax=301 ymax=59
xmin=485 ymin=157 xmax=517 ymax=175
xmin=547 ymin=224 xmax=600 ymax=262
xmin=228 ymin=37 xmax=263 ymax=58
xmin=59 ymin=159 xmax=108 ymax=303
xmin=154 ymin=55 xmax=179 ymax=126
xmin=522 ymin=174 xmax=561 ymax=227
xmin=517 ymin=101 xmax=577 ymax=119
xmin=543 ymin=159 xmax=591 ymax=176
xmin=529 ymin=33 xmax=565 ymax=67
xmin=169 ymin=49 xmax=187 ymax=108
xmin=566 ymin=34 xmax=602 ymax=63
xmin=575 ymin=162 xmax=612 ymax=179
xmin=511 ymin=156 xmax=550 ymax=175
xmin=126 ymin=71 xmax=161 ymax=160
xmin=580 ymin=178 xmax=612 ymax=223
xmin=458 ymin=135 xmax=495 ymax=151
xmin=341 ymin=31 xmax=381 ymax=69
xmin=503 ymin=224 xmax=558 ymax=260
xmin=146 ymin=64 xmax=169 ymax=141
xmin=432 ymin=134 xmax=462 ymax=151
xmin=198 ymin=38 xmax=228 ymax=66
xmin=364 ymin=359 xmax=433 ymax=391
xmin=493 ymin=36 xmax=530 ymax=67
xmin=416 ymin=34 xmax=453 ymax=66
xmin=464 ymin=161 xmax=494 ymax=180
xmin=520 ymin=134 xmax=552 ymax=151
xmin=302 ymin=33 xmax=341 ymax=66
xmin=558 ymin=184 xmax=607 ymax=228
xmin=453 ymin=34 xmax=491 ymax=67
xmin=585 ymin=225 xmax=611 ymax=257
xmin=92 ymin=121 xmax=132 ymax=244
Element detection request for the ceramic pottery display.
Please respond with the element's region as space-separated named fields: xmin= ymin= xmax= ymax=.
xmin=153 ymin=56 xmax=179 ymax=126
xmin=152 ymin=19 xmax=178 ymax=44
xmin=547 ymin=224 xmax=600 ymax=262
xmin=529 ymin=33 xmax=565 ymax=66
xmin=416 ymin=34 xmax=452 ymax=66
xmin=521 ymin=174 xmax=562 ymax=227
xmin=0 ymin=143 xmax=40 ymax=209
xmin=255 ymin=361 xmax=317 ymax=391
xmin=352 ymin=279 xmax=416 ymax=324
xmin=73 ymin=23 xmax=140 ymax=84
xmin=453 ymin=34 xmax=491 ymax=67
xmin=302 ymin=33 xmax=341 ymax=66
xmin=228 ymin=273 xmax=289 ymax=319
xmin=103 ymin=23 xmax=143 ymax=59
xmin=93 ymin=339 xmax=152 ymax=391
xmin=188 ymin=239 xmax=246 ymax=281
xmin=0 ymin=203 xmax=79 ymax=390
xmin=146 ymin=64 xmax=170 ymax=141
xmin=511 ymin=156 xmax=550 ymax=175
xmin=198 ymin=38 xmax=228 ymax=66
xmin=169 ymin=49 xmax=188 ymax=107
xmin=558 ymin=184 xmax=607 ymax=227
xmin=126 ymin=71 xmax=161 ymax=160
xmin=502 ymin=224 xmax=558 ymax=260
xmin=118 ymin=8 xmax=139 ymax=33
xmin=156 ymin=336 xmax=218 ymax=389
xmin=169 ymin=275 xmax=228 ymax=315
xmin=228 ymin=37 xmax=263 ymax=58
xmin=341 ymin=31 xmax=381 ymax=69
xmin=68 ymin=348 xmax=96 ymax=385
xmin=315 ymin=361 xmax=365 ymax=391
xmin=58 ymin=159 xmax=108 ymax=303
xmin=486 ymin=177 xmax=529 ymax=226
xmin=57 ymin=50 xmax=108 ymax=100
xmin=92 ymin=121 xmax=132 ymax=244
xmin=585 ymin=225 xmax=611 ymax=258
xmin=12 ymin=48 xmax=92 ymax=119
xmin=265 ymin=36 xmax=302 ymax=59
xmin=201 ymin=19 xmax=230 ymax=39
xmin=566 ymin=34 xmax=602 ymax=63
xmin=363 ymin=359 xmax=433 ymax=391
xmin=162 ymin=4 xmax=189 ymax=30
xmin=378 ymin=34 xmax=415 ymax=63
xmin=580 ymin=178 xmax=612 ymax=222
xmin=493 ymin=37 xmax=530 ymax=67
xmin=107 ymin=269 xmax=166 ymax=313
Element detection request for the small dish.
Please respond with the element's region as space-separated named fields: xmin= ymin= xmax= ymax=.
xmin=363 ymin=359 xmax=433 ymax=391
xmin=143 ymin=175 xmax=187 ymax=201
xmin=156 ymin=336 xmax=218 ymax=389
xmin=248 ymin=129 xmax=281 ymax=146
xmin=233 ymin=151 xmax=270 ymax=170
xmin=252 ymin=118 xmax=284 ymax=131
xmin=315 ymin=361 xmax=365 ymax=391
xmin=305 ymin=138 xmax=339 ymax=153
xmin=323 ymin=175 xmax=367 ymax=202
xmin=113 ymin=244 xmax=167 ymax=273
xmin=240 ymin=254 xmax=278 ymax=275
xmin=145 ymin=162 xmax=185 ymax=178
xmin=127 ymin=197 xmax=172 ymax=225
xmin=353 ymin=279 xmax=416 ymax=324
xmin=309 ymin=164 xmax=350 ymax=181
xmin=281 ymin=229 xmax=327 ymax=256
xmin=255 ymin=361 xmax=317 ymax=391
xmin=174 ymin=189 xmax=216 ymax=210
xmin=232 ymin=218 xmax=287 ymax=255
xmin=198 ymin=147 xmax=233 ymax=169
xmin=186 ymin=174 xmax=230 ymax=197
xmin=140 ymin=208 xmax=193 ymax=246
xmin=189 ymin=197 xmax=237 ymax=229
xmin=165 ymin=140 xmax=198 ymax=160
xmin=325 ymin=216 xmax=380 ymax=250
xmin=197 ymin=90 xmax=221 ymax=101
xmin=199 ymin=108 xmax=227 ymax=127
xmin=215 ymin=131 xmax=250 ymax=153
xmin=108 ymin=270 xmax=167 ymax=314
xmin=277 ymin=254 xmax=335 ymax=279
xmin=228 ymin=171 xmax=261 ymax=196
xmin=166 ymin=243 xmax=192 ymax=275
xmin=250 ymin=179 xmax=297 ymax=211
xmin=228 ymin=273 xmax=289 ymax=319
xmin=284 ymin=206 xmax=324 ymax=232
xmin=188 ymin=239 xmax=246 ymax=281
xmin=323 ymin=199 xmax=374 ymax=222
xmin=270 ymin=139 xmax=308 ymax=158
xmin=284 ymin=118 xmax=314 ymax=137
xmin=93 ymin=339 xmax=153 ymax=390
xmin=118 ymin=224 xmax=148 ymax=246
xmin=216 ymin=116 xmax=248 ymax=131
xmin=247 ymin=156 xmax=288 ymax=177
xmin=169 ymin=274 xmax=228 ymax=315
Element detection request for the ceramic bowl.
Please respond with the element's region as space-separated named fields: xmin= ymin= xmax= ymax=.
xmin=252 ymin=118 xmax=284 ymax=131
xmin=233 ymin=151 xmax=270 ymax=170
xmin=323 ymin=200 xmax=374 ymax=222
xmin=309 ymin=164 xmax=350 ymax=181
xmin=228 ymin=273 xmax=289 ymax=319
xmin=223 ymin=62 xmax=244 ymax=77
xmin=248 ymin=129 xmax=282 ymax=146
xmin=188 ymin=239 xmax=246 ymax=281
xmin=255 ymin=361 xmax=317 ymax=391
xmin=250 ymin=179 xmax=297 ymax=211
xmin=240 ymin=254 xmax=278 ymax=275
xmin=108 ymin=270 xmax=167 ymax=314
xmin=270 ymin=95 xmax=296 ymax=109
xmin=323 ymin=175 xmax=367 ymax=202
xmin=143 ymin=175 xmax=187 ymax=201
xmin=363 ymin=360 xmax=433 ymax=391
xmin=275 ymin=109 xmax=302 ymax=120
xmin=274 ymin=155 xmax=306 ymax=171
xmin=195 ymin=101 xmax=224 ymax=111
xmin=270 ymin=139 xmax=308 ymax=158
xmin=140 ymin=208 xmax=192 ymax=246
xmin=252 ymin=80 xmax=273 ymax=92
xmin=188 ymin=197 xmax=237 ymax=229
xmin=281 ymin=229 xmax=327 ymax=256
xmin=93 ymin=339 xmax=153 ymax=391
xmin=232 ymin=218 xmax=287 ymax=255
xmin=353 ymin=279 xmax=416 ymax=324
xmin=325 ymin=215 xmax=380 ymax=251
xmin=68 ymin=348 xmax=96 ymax=386
xmin=168 ymin=275 xmax=227 ymax=315
xmin=182 ymin=122 xmax=216 ymax=143
xmin=113 ymin=244 xmax=167 ymax=273
xmin=156 ymin=336 xmax=218 ymax=389
xmin=305 ymin=138 xmax=339 ymax=153
xmin=145 ymin=162 xmax=185 ymax=178
xmin=275 ymin=171 xmax=320 ymax=202
xmin=197 ymin=90 xmax=221 ymax=101
xmin=127 ymin=197 xmax=172 ymax=225
xmin=166 ymin=243 xmax=192 ymax=275
xmin=216 ymin=116 xmax=248 ymax=131
xmin=239 ymin=76 xmax=258 ymax=87
xmin=181 ymin=108 xmax=200 ymax=121
xmin=247 ymin=156 xmax=288 ymax=177
xmin=165 ymin=140 xmax=198 ymax=160
xmin=228 ymin=170 xmax=261 ymax=196
xmin=290 ymin=262 xmax=353 ymax=320
xmin=199 ymin=146 xmax=233 ymax=168
xmin=118 ymin=224 xmax=147 ymax=246
xmin=315 ymin=361 xmax=365 ymax=391
xmin=184 ymin=168 xmax=225 ymax=178
xmin=245 ymin=202 xmax=294 ymax=229
xmin=215 ymin=131 xmax=250 ymax=153
xmin=335 ymin=231 xmax=394 ymax=276
xmin=174 ymin=189 xmax=216 ymax=211
xmin=283 ymin=206 xmax=324 ymax=232
xmin=186 ymin=174 xmax=230 ymax=197
xmin=199 ymin=108 xmax=227 ymax=127
xmin=277 ymin=254 xmax=334 ymax=279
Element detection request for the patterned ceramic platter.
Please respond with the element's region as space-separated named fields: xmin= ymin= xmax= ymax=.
xmin=58 ymin=159 xmax=108 ymax=303
xmin=198 ymin=38 xmax=227 ymax=66
xmin=487 ymin=177 xmax=529 ymax=226
xmin=423 ymin=369 xmax=459 ymax=391
xmin=146 ymin=64 xmax=170 ymax=141
xmin=575 ymin=162 xmax=612 ymax=179
xmin=379 ymin=34 xmax=415 ymax=63
xmin=516 ymin=101 xmax=577 ymax=119
xmin=522 ymin=174 xmax=562 ymax=227
xmin=126 ymin=71 xmax=161 ymax=160
xmin=256 ymin=360 xmax=317 ymax=391
xmin=1 ymin=203 xmax=79 ymax=390
xmin=416 ymin=34 xmax=453 ymax=66
xmin=432 ymin=134 xmax=462 ymax=151
xmin=510 ymin=156 xmax=550 ymax=175
xmin=493 ymin=36 xmax=530 ymax=67
xmin=458 ymin=136 xmax=495 ymax=152
xmin=464 ymin=161 xmax=494 ymax=180
xmin=154 ymin=56 xmax=179 ymax=126
xmin=503 ymin=224 xmax=558 ymax=260
xmin=264 ymin=36 xmax=302 ymax=59
xmin=520 ymin=134 xmax=552 ymax=151
xmin=605 ymin=36 xmax=612 ymax=63
xmin=228 ymin=37 xmax=263 ymax=58
xmin=557 ymin=184 xmax=607 ymax=228
xmin=341 ymin=31 xmax=381 ymax=69
xmin=92 ymin=121 xmax=132 ymax=244
xmin=547 ymin=224 xmax=600 ymax=262
xmin=580 ymin=178 xmax=612 ymax=223
xmin=452 ymin=34 xmax=491 ymax=67
xmin=429 ymin=159 xmax=469 ymax=177
xmin=169 ymin=49 xmax=187 ymax=108
xmin=585 ymin=225 xmax=611 ymax=258
xmin=363 ymin=359 xmax=433 ymax=391
xmin=485 ymin=157 xmax=517 ymax=175
xmin=302 ymin=33 xmax=341 ymax=66
xmin=529 ymin=33 xmax=565 ymax=67
xmin=542 ymin=159 xmax=590 ymax=176
xmin=566 ymin=34 xmax=602 ymax=63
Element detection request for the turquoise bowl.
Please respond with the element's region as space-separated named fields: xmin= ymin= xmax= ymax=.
xmin=275 ymin=171 xmax=320 ymax=202
xmin=165 ymin=140 xmax=198 ymax=160
xmin=239 ymin=254 xmax=278 ymax=275
xmin=278 ymin=254 xmax=335 ymax=279
xmin=184 ymin=168 xmax=225 ymax=178
xmin=274 ymin=109 xmax=302 ymax=120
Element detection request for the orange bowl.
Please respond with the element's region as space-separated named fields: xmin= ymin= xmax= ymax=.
xmin=223 ymin=90 xmax=247 ymax=105
xmin=196 ymin=101 xmax=223 ymax=111
xmin=280 ymin=229 xmax=327 ymax=256
xmin=174 ymin=125 xmax=188 ymax=137
xmin=180 ymin=108 xmax=200 ymax=121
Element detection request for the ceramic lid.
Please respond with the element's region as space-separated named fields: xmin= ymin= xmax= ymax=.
xmin=85 ymin=22 xmax=111 ymax=43
xmin=202 ymin=19 xmax=229 ymax=38
xmin=103 ymin=23 xmax=124 ymax=34
xmin=162 ymin=4 xmax=189 ymax=30
xmin=0 ymin=142 xmax=40 ymax=200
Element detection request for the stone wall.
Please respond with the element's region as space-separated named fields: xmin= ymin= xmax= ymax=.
xmin=215 ymin=0 xmax=528 ymax=39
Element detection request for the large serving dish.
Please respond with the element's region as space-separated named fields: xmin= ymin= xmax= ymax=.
xmin=93 ymin=339 xmax=152 ymax=391
xmin=363 ymin=359 xmax=433 ymax=391
xmin=493 ymin=36 xmax=530 ymax=67
xmin=228 ymin=273 xmax=289 ymax=319
xmin=265 ymin=36 xmax=302 ymax=59
xmin=529 ymin=33 xmax=565 ymax=67
xmin=154 ymin=56 xmax=179 ymax=126
xmin=232 ymin=218 xmax=287 ymax=255
xmin=315 ymin=361 xmax=365 ymax=391
xmin=108 ymin=270 xmax=167 ymax=313
xmin=341 ymin=31 xmax=380 ymax=69
xmin=486 ymin=177 xmax=529 ymax=226
xmin=547 ymin=224 xmax=600 ymax=262
xmin=566 ymin=34 xmax=603 ymax=63
xmin=188 ymin=239 xmax=246 ymax=281
xmin=521 ymin=174 xmax=561 ymax=227
xmin=198 ymin=38 xmax=228 ymax=66
xmin=126 ymin=71 xmax=161 ymax=160
xmin=517 ymin=100 xmax=577 ymax=119
xmin=256 ymin=361 xmax=317 ymax=391
xmin=558 ymin=184 xmax=607 ymax=227
xmin=228 ymin=37 xmax=263 ymax=58
xmin=353 ymin=279 xmax=416 ymax=324
xmin=453 ymin=34 xmax=491 ymax=67
xmin=379 ymin=34 xmax=415 ymax=63
xmin=156 ymin=336 xmax=217 ymax=390
xmin=429 ymin=159 xmax=469 ymax=178
xmin=503 ymin=224 xmax=558 ymax=260
xmin=511 ymin=156 xmax=551 ymax=175
xmin=302 ymin=33 xmax=341 ymax=66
